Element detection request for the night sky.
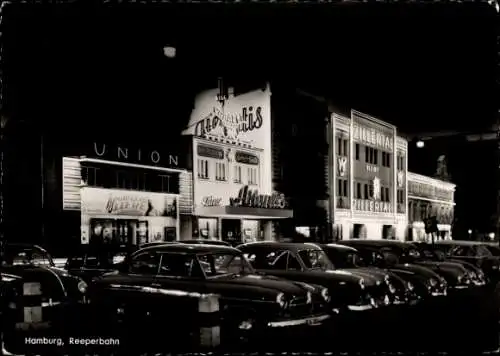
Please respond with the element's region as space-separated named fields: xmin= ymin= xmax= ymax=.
xmin=2 ymin=2 xmax=496 ymax=135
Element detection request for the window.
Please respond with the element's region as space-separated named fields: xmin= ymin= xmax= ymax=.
xmin=364 ymin=147 xmax=378 ymax=164
xmin=287 ymin=255 xmax=302 ymax=270
xmin=158 ymin=174 xmax=172 ymax=193
xmin=157 ymin=253 xmax=202 ymax=278
xmin=234 ymin=165 xmax=242 ymax=183
xmin=337 ymin=137 xmax=348 ymax=156
xmin=364 ymin=184 xmax=369 ymax=199
xmin=297 ymin=250 xmax=333 ymax=270
xmin=382 ymin=152 xmax=392 ymax=168
xmin=337 ymin=178 xmax=348 ymax=197
xmin=197 ymin=159 xmax=209 ymax=179
xmin=381 ymin=187 xmax=390 ymax=202
xmin=397 ymin=156 xmax=405 ymax=170
xmin=264 ymin=250 xmax=289 ymax=270
xmin=397 ymin=189 xmax=405 ymax=204
xmin=130 ymin=252 xmax=161 ymax=275
xmin=82 ymin=166 xmax=100 ymax=186
xmin=356 ymin=182 xmax=362 ymax=199
xmin=355 ymin=144 xmax=360 ymax=160
xmin=248 ymin=167 xmax=257 ymax=185
xmin=198 ymin=253 xmax=252 ymax=277
xmin=216 ymin=162 xmax=227 ymax=181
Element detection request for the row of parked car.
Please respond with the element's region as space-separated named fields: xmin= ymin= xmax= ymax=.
xmin=2 ymin=238 xmax=500 ymax=353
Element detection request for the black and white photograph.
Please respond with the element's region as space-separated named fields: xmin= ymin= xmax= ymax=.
xmin=0 ymin=0 xmax=498 ymax=354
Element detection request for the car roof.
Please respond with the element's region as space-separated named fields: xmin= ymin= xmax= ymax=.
xmin=323 ymin=243 xmax=358 ymax=252
xmin=238 ymin=241 xmax=322 ymax=252
xmin=338 ymin=240 xmax=410 ymax=248
xmin=6 ymin=243 xmax=49 ymax=253
xmin=180 ymin=239 xmax=231 ymax=246
xmin=434 ymin=240 xmax=486 ymax=246
xmin=134 ymin=243 xmax=240 ymax=255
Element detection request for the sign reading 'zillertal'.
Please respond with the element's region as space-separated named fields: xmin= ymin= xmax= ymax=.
xmin=230 ymin=185 xmax=286 ymax=209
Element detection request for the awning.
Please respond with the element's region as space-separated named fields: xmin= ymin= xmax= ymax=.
xmin=194 ymin=206 xmax=293 ymax=219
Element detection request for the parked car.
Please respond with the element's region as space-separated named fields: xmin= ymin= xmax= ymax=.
xmin=237 ymin=242 xmax=389 ymax=312
xmin=339 ymin=240 xmax=472 ymax=292
xmin=65 ymin=249 xmax=129 ymax=284
xmin=87 ymin=244 xmax=332 ymax=349
xmin=433 ymin=240 xmax=500 ymax=281
xmin=337 ymin=240 xmax=448 ymax=298
xmin=318 ymin=243 xmax=418 ymax=305
xmin=412 ymin=242 xmax=487 ymax=286
xmin=1 ymin=243 xmax=89 ymax=353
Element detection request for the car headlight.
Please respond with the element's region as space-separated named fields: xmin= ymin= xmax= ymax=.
xmin=276 ymin=293 xmax=287 ymax=308
xmin=77 ymin=280 xmax=88 ymax=294
xmin=358 ymin=278 xmax=365 ymax=290
xmin=407 ymin=281 xmax=414 ymax=291
xmin=388 ymin=283 xmax=397 ymax=294
xmin=321 ymin=288 xmax=331 ymax=303
xmin=306 ymin=291 xmax=312 ymax=304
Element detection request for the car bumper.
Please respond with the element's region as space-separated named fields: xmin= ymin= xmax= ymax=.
xmin=266 ymin=313 xmax=331 ymax=328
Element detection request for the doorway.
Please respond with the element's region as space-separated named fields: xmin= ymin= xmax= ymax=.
xmin=221 ymin=219 xmax=242 ymax=246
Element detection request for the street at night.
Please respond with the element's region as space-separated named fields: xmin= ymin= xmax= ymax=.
xmin=0 ymin=1 xmax=498 ymax=354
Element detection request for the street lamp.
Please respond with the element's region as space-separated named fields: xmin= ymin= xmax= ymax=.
xmin=468 ymin=229 xmax=472 ymax=239
xmin=163 ymin=46 xmax=176 ymax=59
xmin=416 ymin=140 xmax=425 ymax=148
xmin=489 ymin=232 xmax=495 ymax=240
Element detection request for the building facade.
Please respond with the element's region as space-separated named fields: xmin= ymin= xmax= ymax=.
xmin=54 ymin=137 xmax=188 ymax=252
xmin=180 ymin=84 xmax=293 ymax=245
xmin=331 ymin=110 xmax=408 ymax=240
xmin=407 ymin=172 xmax=456 ymax=241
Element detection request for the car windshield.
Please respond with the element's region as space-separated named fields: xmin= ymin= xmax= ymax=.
xmin=3 ymin=246 xmax=54 ymax=267
xmin=197 ymin=253 xmax=254 ymax=277
xmin=298 ymin=249 xmax=334 ymax=270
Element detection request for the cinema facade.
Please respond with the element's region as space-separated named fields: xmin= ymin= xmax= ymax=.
xmin=330 ymin=110 xmax=409 ymax=240
xmin=179 ymin=84 xmax=293 ymax=245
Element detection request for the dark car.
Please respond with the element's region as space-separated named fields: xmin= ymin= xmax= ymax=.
xmin=237 ymin=242 xmax=388 ymax=312
xmin=412 ymin=242 xmax=487 ymax=286
xmin=65 ymin=249 xmax=129 ymax=284
xmin=433 ymin=240 xmax=500 ymax=281
xmin=319 ymin=243 xmax=417 ymax=305
xmin=340 ymin=240 xmax=471 ymax=292
xmin=338 ymin=240 xmax=447 ymax=298
xmin=87 ymin=244 xmax=331 ymax=349
xmin=1 ymin=244 xmax=88 ymax=352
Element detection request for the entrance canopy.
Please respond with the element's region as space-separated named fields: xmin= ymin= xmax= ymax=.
xmin=194 ymin=206 xmax=293 ymax=219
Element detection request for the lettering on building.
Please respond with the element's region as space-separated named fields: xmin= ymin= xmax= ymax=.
xmin=194 ymin=106 xmax=264 ymax=140
xmin=352 ymin=199 xmax=393 ymax=213
xmin=197 ymin=144 xmax=225 ymax=160
xmin=235 ymin=151 xmax=259 ymax=165
xmin=105 ymin=195 xmax=150 ymax=216
xmin=366 ymin=164 xmax=379 ymax=174
xmin=201 ymin=196 xmax=222 ymax=207
xmin=93 ymin=143 xmax=179 ymax=167
xmin=353 ymin=124 xmax=393 ymax=151
xmin=230 ymin=185 xmax=286 ymax=209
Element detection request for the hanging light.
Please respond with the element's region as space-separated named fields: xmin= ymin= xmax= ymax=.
xmin=163 ymin=46 xmax=176 ymax=58
xmin=416 ymin=140 xmax=425 ymax=148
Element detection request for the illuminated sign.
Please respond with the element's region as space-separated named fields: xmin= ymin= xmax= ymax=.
xmin=197 ymin=144 xmax=224 ymax=160
xmin=352 ymin=199 xmax=393 ymax=213
xmin=230 ymin=185 xmax=286 ymax=209
xmin=353 ymin=124 xmax=393 ymax=151
xmin=235 ymin=151 xmax=259 ymax=165
xmin=201 ymin=196 xmax=222 ymax=207
xmin=93 ymin=142 xmax=179 ymax=167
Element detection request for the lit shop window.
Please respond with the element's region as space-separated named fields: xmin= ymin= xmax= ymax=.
xmin=234 ymin=165 xmax=242 ymax=183
xmin=248 ymin=167 xmax=258 ymax=185
xmin=365 ymin=146 xmax=378 ymax=165
xmin=197 ymin=159 xmax=209 ymax=179
xmin=337 ymin=178 xmax=348 ymax=197
xmin=337 ymin=138 xmax=348 ymax=157
xmin=216 ymin=162 xmax=227 ymax=181
xmin=382 ymin=152 xmax=392 ymax=168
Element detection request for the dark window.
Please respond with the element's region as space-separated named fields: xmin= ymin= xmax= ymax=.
xmin=364 ymin=184 xmax=369 ymax=199
xmin=287 ymin=254 xmax=302 ymax=270
xmin=374 ymin=149 xmax=378 ymax=165
xmin=130 ymin=252 xmax=161 ymax=275
xmin=356 ymin=182 xmax=362 ymax=199
xmin=365 ymin=146 xmax=369 ymax=163
xmin=343 ymin=140 xmax=348 ymax=157
xmin=355 ymin=144 xmax=360 ymax=160
xmin=343 ymin=180 xmax=348 ymax=197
